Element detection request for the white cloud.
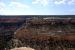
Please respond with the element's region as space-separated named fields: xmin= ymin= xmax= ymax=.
xmin=32 ymin=0 xmax=49 ymax=6
xmin=68 ymin=0 xmax=75 ymax=5
xmin=0 ymin=2 xmax=6 ymax=7
xmin=54 ymin=0 xmax=66 ymax=5
xmin=9 ymin=2 xmax=30 ymax=8
xmin=54 ymin=0 xmax=75 ymax=5
xmin=0 ymin=2 xmax=38 ymax=15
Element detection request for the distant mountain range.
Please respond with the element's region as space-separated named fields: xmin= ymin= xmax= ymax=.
xmin=0 ymin=15 xmax=75 ymax=19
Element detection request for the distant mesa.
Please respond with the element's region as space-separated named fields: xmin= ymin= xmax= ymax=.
xmin=0 ymin=18 xmax=24 ymax=23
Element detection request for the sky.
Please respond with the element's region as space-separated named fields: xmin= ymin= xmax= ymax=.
xmin=0 ymin=0 xmax=75 ymax=15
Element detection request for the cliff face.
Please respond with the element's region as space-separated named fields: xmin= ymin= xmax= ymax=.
xmin=0 ymin=15 xmax=75 ymax=50
xmin=13 ymin=17 xmax=75 ymax=50
xmin=16 ymin=17 xmax=75 ymax=41
xmin=0 ymin=18 xmax=25 ymax=50
xmin=0 ymin=18 xmax=25 ymax=35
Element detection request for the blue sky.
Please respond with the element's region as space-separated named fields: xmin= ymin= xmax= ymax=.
xmin=0 ymin=0 xmax=75 ymax=15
